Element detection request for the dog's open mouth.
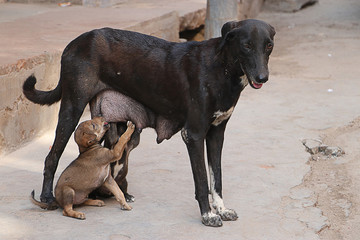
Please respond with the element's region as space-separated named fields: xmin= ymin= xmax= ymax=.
xmin=249 ymin=80 xmax=263 ymax=89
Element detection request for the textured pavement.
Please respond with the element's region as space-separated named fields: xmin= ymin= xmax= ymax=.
xmin=1 ymin=0 xmax=360 ymax=239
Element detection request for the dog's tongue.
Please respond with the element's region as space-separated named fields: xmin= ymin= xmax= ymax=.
xmin=252 ymin=82 xmax=263 ymax=89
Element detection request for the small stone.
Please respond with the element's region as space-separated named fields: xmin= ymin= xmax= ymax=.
xmin=290 ymin=187 xmax=314 ymax=200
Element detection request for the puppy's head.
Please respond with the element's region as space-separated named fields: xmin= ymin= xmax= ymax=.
xmin=220 ymin=19 xmax=276 ymax=89
xmin=74 ymin=117 xmax=110 ymax=150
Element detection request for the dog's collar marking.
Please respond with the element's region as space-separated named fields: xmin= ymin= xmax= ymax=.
xmin=212 ymin=106 xmax=234 ymax=126
xmin=239 ymin=75 xmax=249 ymax=87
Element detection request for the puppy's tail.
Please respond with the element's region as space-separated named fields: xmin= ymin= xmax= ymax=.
xmin=23 ymin=75 xmax=62 ymax=106
xmin=30 ymin=190 xmax=58 ymax=210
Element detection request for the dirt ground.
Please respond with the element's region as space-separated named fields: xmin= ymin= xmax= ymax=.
xmin=0 ymin=0 xmax=360 ymax=239
xmin=260 ymin=0 xmax=360 ymax=238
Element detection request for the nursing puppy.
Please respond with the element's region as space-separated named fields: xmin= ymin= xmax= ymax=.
xmin=89 ymin=90 xmax=168 ymax=201
xmin=30 ymin=117 xmax=134 ymax=219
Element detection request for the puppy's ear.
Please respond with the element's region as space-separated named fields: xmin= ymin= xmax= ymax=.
xmin=83 ymin=132 xmax=97 ymax=146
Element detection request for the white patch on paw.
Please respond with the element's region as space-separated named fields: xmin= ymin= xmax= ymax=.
xmin=202 ymin=211 xmax=217 ymax=219
xmin=209 ymin=166 xmax=225 ymax=213
xmin=212 ymin=107 xmax=234 ymax=126
xmin=208 ymin=167 xmax=238 ymax=221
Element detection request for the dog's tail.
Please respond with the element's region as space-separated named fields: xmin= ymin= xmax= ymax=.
xmin=30 ymin=190 xmax=58 ymax=210
xmin=23 ymin=75 xmax=62 ymax=106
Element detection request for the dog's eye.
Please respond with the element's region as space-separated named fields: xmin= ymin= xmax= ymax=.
xmin=91 ymin=123 xmax=96 ymax=129
xmin=266 ymin=43 xmax=273 ymax=50
xmin=244 ymin=43 xmax=251 ymax=49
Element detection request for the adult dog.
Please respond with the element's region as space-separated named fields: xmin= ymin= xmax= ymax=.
xmin=23 ymin=19 xmax=275 ymax=227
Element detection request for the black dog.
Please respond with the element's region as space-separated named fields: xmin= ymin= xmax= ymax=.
xmin=23 ymin=19 xmax=275 ymax=227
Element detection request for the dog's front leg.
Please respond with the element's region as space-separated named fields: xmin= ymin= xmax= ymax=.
xmin=181 ymin=129 xmax=222 ymax=227
xmin=206 ymin=122 xmax=238 ymax=221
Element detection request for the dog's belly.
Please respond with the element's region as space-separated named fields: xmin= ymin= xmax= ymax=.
xmin=91 ymin=90 xmax=181 ymax=143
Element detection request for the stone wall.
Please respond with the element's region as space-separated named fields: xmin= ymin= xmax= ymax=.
xmin=0 ymin=53 xmax=61 ymax=155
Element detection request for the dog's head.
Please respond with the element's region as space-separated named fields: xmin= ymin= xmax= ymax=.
xmin=74 ymin=117 xmax=110 ymax=151
xmin=220 ymin=19 xmax=276 ymax=89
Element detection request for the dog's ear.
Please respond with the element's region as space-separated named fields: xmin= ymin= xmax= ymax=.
xmin=218 ymin=21 xmax=241 ymax=51
xmin=268 ymin=24 xmax=276 ymax=39
xmin=83 ymin=132 xmax=97 ymax=146
xmin=221 ymin=21 xmax=243 ymax=39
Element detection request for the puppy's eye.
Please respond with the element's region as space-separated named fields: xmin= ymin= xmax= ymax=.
xmin=91 ymin=123 xmax=96 ymax=129
xmin=266 ymin=43 xmax=273 ymax=50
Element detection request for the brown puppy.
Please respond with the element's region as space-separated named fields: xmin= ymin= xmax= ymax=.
xmin=31 ymin=117 xmax=134 ymax=219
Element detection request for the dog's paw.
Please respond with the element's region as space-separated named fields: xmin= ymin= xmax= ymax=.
xmin=218 ymin=208 xmax=238 ymax=221
xmin=201 ymin=212 xmax=223 ymax=227
xmin=63 ymin=210 xmax=86 ymax=220
xmin=94 ymin=200 xmax=105 ymax=207
xmin=125 ymin=193 xmax=135 ymax=203
xmin=40 ymin=195 xmax=58 ymax=210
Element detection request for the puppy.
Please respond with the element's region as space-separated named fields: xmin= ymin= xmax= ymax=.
xmin=30 ymin=117 xmax=134 ymax=219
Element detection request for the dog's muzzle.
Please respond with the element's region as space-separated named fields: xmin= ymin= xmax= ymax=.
xmin=249 ymin=74 xmax=268 ymax=89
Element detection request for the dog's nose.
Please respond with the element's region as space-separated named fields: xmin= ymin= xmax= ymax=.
xmin=256 ymin=74 xmax=268 ymax=83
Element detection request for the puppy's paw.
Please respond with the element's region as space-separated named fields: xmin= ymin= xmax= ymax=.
xmin=63 ymin=210 xmax=86 ymax=220
xmin=124 ymin=121 xmax=135 ymax=138
xmin=201 ymin=212 xmax=222 ymax=227
xmin=121 ymin=203 xmax=132 ymax=211
xmin=94 ymin=200 xmax=105 ymax=207
xmin=75 ymin=212 xmax=86 ymax=220
xmin=127 ymin=121 xmax=135 ymax=130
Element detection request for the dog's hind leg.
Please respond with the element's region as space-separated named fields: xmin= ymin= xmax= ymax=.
xmin=61 ymin=186 xmax=86 ymax=220
xmin=114 ymin=123 xmax=141 ymax=202
xmin=40 ymin=94 xmax=91 ymax=207
xmin=83 ymin=199 xmax=105 ymax=207
xmin=206 ymin=122 xmax=238 ymax=221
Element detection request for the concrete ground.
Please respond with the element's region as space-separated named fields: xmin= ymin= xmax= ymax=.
xmin=1 ymin=0 xmax=360 ymax=239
